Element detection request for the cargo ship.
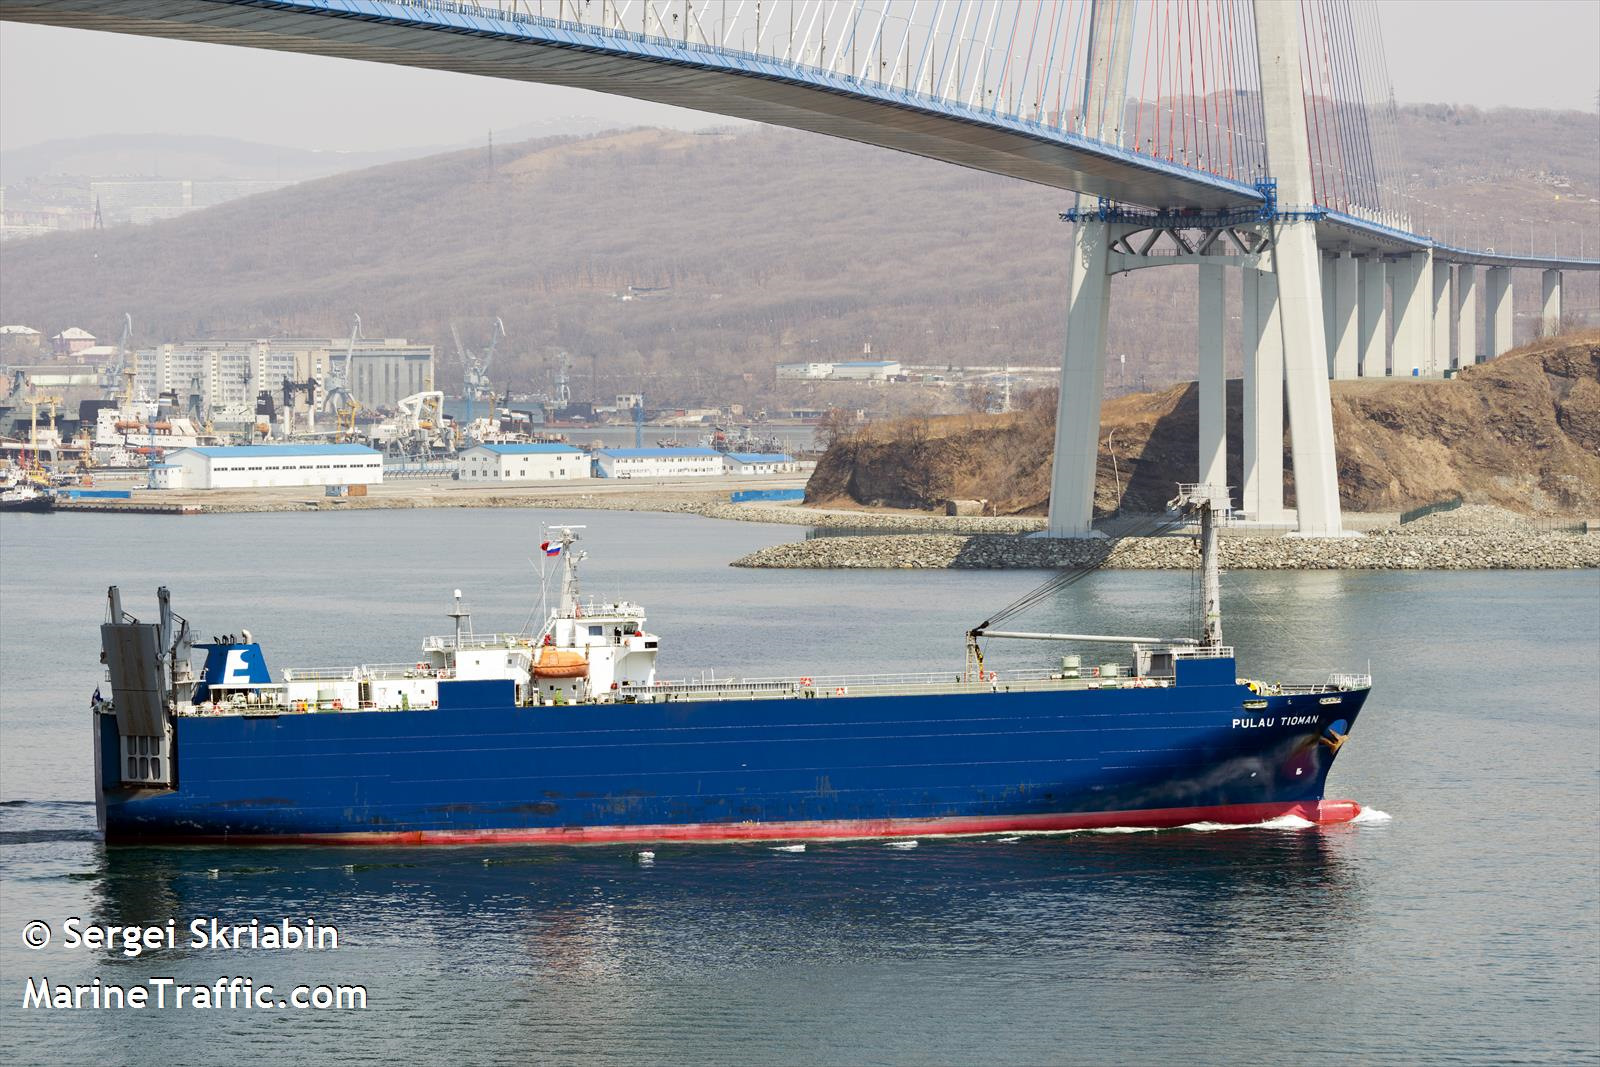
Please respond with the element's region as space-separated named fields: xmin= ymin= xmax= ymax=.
xmin=93 ymin=486 xmax=1372 ymax=845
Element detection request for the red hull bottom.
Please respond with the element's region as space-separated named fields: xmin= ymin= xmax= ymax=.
xmin=109 ymin=799 xmax=1366 ymax=847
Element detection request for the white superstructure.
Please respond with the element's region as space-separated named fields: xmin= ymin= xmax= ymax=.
xmin=193 ymin=527 xmax=662 ymax=715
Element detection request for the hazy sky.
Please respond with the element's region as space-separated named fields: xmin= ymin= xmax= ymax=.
xmin=1 ymin=1 xmax=1596 ymax=153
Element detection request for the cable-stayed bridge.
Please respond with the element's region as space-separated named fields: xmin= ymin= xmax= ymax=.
xmin=6 ymin=0 xmax=1596 ymax=535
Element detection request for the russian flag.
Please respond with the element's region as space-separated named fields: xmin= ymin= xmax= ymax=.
xmin=540 ymin=541 xmax=562 ymax=557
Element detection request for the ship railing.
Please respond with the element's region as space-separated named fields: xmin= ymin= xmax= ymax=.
xmin=1169 ymin=645 xmax=1235 ymax=659
xmin=639 ymin=666 xmax=1162 ymax=701
xmin=282 ymin=663 xmax=459 ymax=682
xmin=1273 ymin=675 xmax=1372 ymax=695
xmin=420 ymin=633 xmax=532 ymax=652
xmin=281 ymin=667 xmax=361 ymax=681
xmin=1326 ymin=672 xmax=1373 ymax=690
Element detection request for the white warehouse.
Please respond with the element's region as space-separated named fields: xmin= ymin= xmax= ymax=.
xmin=594 ymin=447 xmax=726 ymax=479
xmin=459 ymin=442 xmax=589 ymax=482
xmin=829 ymin=359 xmax=901 ymax=381
xmin=164 ymin=444 xmax=383 ymax=490
xmin=775 ymin=361 xmax=835 ymax=381
xmin=724 ymin=452 xmax=797 ymax=475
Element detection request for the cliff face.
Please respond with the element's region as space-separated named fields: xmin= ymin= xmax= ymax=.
xmin=805 ymin=333 xmax=1600 ymax=517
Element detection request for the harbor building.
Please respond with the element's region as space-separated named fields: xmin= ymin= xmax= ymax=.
xmin=52 ymin=327 xmax=96 ymax=357
xmin=0 ymin=325 xmax=42 ymax=354
xmin=347 ymin=340 xmax=434 ymax=409
xmin=724 ymin=452 xmax=797 ymax=475
xmin=162 ymin=444 xmax=383 ymax=490
xmin=129 ymin=337 xmax=434 ymax=419
xmin=775 ymin=362 xmax=835 ymax=381
xmin=459 ymin=442 xmax=589 ymax=482
xmin=773 ymin=359 xmax=903 ymax=382
xmin=593 ymin=447 xmax=726 ymax=479
xmin=828 ymin=359 xmax=901 ymax=381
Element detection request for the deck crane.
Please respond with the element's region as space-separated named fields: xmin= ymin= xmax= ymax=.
xmin=322 ymin=314 xmax=361 ymax=424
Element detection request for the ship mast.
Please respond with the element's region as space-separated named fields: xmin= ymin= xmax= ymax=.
xmin=447 ymin=589 xmax=471 ymax=649
xmin=550 ymin=525 xmax=587 ymax=616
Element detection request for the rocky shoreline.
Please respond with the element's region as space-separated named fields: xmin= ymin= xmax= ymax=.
xmin=732 ymin=531 xmax=1599 ymax=570
xmin=732 ymin=506 xmax=1599 ymax=570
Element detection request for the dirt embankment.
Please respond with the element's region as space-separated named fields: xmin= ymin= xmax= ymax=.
xmin=804 ymin=333 xmax=1600 ymax=517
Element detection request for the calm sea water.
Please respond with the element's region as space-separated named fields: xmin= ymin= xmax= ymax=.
xmin=1 ymin=510 xmax=1596 ymax=1066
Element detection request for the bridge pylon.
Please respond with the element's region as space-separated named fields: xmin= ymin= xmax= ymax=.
xmin=1046 ymin=0 xmax=1347 ymax=537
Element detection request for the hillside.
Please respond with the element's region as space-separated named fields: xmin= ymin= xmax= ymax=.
xmin=0 ymin=106 xmax=1595 ymax=409
xmin=0 ymin=119 xmax=629 ymax=183
xmin=804 ymin=332 xmax=1600 ymax=517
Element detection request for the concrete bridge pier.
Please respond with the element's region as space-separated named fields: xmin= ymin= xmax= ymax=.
xmin=1430 ymin=255 xmax=1452 ymax=375
xmin=1322 ymin=253 xmax=1338 ymax=376
xmin=1197 ymin=264 xmax=1227 ymax=490
xmin=1241 ymin=268 xmax=1286 ymax=523
xmin=1331 ymin=252 xmax=1360 ymax=380
xmin=1358 ymin=256 xmax=1387 ymax=376
xmin=1541 ymin=270 xmax=1563 ymax=336
xmin=1391 ymin=251 xmax=1431 ymax=377
xmin=1045 ymin=216 xmax=1113 ymax=537
xmin=1486 ymin=267 xmax=1514 ymax=355
xmin=1455 ymin=265 xmax=1479 ymax=366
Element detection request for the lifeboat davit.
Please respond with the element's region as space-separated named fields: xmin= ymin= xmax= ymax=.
xmin=533 ymin=648 xmax=588 ymax=679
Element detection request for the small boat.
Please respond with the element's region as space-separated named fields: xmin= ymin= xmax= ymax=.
xmin=0 ymin=480 xmax=54 ymax=513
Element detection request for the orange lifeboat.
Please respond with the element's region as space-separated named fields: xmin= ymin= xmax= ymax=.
xmin=533 ymin=647 xmax=588 ymax=679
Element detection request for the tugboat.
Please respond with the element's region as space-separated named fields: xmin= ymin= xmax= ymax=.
xmin=92 ymin=485 xmax=1373 ymax=845
xmin=0 ymin=470 xmax=54 ymax=512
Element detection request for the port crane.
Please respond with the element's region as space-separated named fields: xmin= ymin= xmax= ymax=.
xmin=553 ymin=352 xmax=572 ymax=410
xmin=99 ymin=314 xmax=133 ymax=398
xmin=452 ymin=317 xmax=504 ymax=441
xmin=25 ymin=393 xmax=64 ymax=467
xmin=322 ymin=314 xmax=361 ymax=419
xmin=280 ymin=376 xmax=319 ymax=435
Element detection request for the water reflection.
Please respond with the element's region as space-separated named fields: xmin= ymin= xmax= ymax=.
xmin=83 ymin=827 xmax=1366 ymax=983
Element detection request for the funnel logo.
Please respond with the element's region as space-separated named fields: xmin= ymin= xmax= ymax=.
xmin=196 ymin=642 xmax=273 ymax=700
xmin=222 ymin=649 xmax=253 ymax=686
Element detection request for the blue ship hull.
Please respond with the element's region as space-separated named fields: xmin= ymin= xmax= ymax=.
xmin=96 ymin=658 xmax=1369 ymax=844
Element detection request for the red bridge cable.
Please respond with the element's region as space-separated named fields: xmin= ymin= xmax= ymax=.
xmin=1222 ymin=0 xmax=1238 ymax=179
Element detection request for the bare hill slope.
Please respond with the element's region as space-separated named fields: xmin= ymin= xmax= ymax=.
xmin=805 ymin=333 xmax=1600 ymax=517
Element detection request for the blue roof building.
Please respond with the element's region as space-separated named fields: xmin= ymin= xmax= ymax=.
xmin=594 ymin=447 xmax=723 ymax=459
xmin=593 ymin=447 xmax=728 ymax=479
xmin=467 ymin=442 xmax=584 ymax=455
xmin=460 ymin=441 xmax=590 ymax=483
xmin=184 ymin=444 xmax=380 ymax=458
xmin=166 ymin=443 xmax=383 ymax=490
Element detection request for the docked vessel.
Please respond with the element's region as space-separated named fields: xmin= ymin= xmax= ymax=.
xmin=0 ymin=471 xmax=54 ymax=513
xmin=93 ymin=486 xmax=1372 ymax=845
